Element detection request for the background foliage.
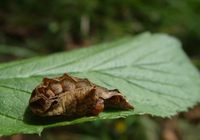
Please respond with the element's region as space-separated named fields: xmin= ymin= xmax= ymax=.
xmin=0 ymin=0 xmax=200 ymax=59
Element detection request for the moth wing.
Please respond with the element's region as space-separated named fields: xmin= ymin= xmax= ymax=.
xmin=96 ymin=87 xmax=134 ymax=110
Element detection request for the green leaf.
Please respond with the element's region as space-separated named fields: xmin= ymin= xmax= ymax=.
xmin=0 ymin=32 xmax=200 ymax=136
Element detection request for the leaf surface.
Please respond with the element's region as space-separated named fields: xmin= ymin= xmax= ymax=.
xmin=0 ymin=33 xmax=200 ymax=136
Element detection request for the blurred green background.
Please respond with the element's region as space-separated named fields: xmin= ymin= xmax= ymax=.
xmin=0 ymin=0 xmax=200 ymax=140
xmin=0 ymin=0 xmax=200 ymax=61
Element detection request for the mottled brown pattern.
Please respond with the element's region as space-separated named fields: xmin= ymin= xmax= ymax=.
xmin=29 ymin=73 xmax=133 ymax=117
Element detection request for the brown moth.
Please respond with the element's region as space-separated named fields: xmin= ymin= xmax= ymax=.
xmin=29 ymin=73 xmax=133 ymax=117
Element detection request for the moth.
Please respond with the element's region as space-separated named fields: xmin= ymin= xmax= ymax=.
xmin=29 ymin=73 xmax=133 ymax=117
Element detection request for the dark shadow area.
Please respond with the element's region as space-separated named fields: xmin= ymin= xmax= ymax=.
xmin=23 ymin=107 xmax=76 ymax=125
xmin=23 ymin=106 xmax=129 ymax=125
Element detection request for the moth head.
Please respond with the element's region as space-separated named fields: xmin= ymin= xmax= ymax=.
xmin=29 ymin=86 xmax=60 ymax=116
